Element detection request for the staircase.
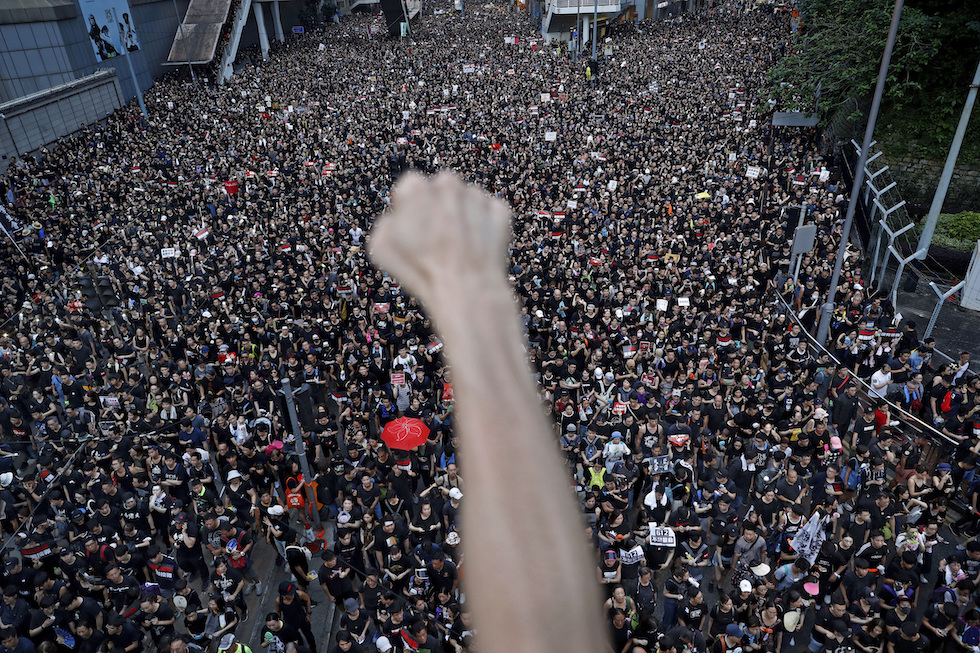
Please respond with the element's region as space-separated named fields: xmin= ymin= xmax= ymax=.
xmin=166 ymin=0 xmax=234 ymax=66
xmin=218 ymin=0 xmax=254 ymax=84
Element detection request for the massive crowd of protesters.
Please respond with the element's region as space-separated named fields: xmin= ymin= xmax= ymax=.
xmin=0 ymin=1 xmax=977 ymax=652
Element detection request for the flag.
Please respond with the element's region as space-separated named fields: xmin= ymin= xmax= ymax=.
xmin=195 ymin=228 xmax=209 ymax=240
xmin=280 ymin=244 xmax=292 ymax=253
xmin=789 ymin=510 xmax=830 ymax=564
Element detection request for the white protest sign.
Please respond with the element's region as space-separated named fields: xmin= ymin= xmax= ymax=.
xmin=161 ymin=247 xmax=179 ymax=259
xmin=545 ymin=131 xmax=558 ymax=141
xmin=746 ymin=166 xmax=761 ymax=179
xmin=648 ymin=525 xmax=677 ymax=548
xmin=541 ymin=92 xmax=551 ymax=103
xmin=656 ymin=299 xmax=669 ymax=312
xmin=677 ymin=297 xmax=691 ymax=307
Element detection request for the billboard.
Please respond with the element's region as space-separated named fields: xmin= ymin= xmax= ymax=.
xmin=82 ymin=0 xmax=140 ymax=61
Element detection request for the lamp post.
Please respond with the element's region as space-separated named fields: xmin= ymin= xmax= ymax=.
xmin=113 ymin=8 xmax=147 ymax=120
xmin=816 ymin=0 xmax=904 ymax=345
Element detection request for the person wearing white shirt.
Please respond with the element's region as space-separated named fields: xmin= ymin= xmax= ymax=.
xmin=603 ymin=431 xmax=630 ymax=474
xmin=869 ymin=363 xmax=892 ymax=399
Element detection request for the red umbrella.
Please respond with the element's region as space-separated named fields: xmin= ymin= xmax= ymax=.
xmin=381 ymin=417 xmax=430 ymax=450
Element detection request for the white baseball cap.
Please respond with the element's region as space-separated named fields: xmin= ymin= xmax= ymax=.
xmin=449 ymin=488 xmax=463 ymax=501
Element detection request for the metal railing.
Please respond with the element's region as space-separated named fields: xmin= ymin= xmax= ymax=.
xmin=551 ymin=0 xmax=622 ymax=10
xmin=767 ymin=289 xmax=960 ymax=453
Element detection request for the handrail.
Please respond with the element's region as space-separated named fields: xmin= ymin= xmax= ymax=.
xmin=766 ymin=289 xmax=961 ymax=450
xmin=551 ymin=0 xmax=621 ymax=9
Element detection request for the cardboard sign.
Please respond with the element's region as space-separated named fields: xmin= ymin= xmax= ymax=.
xmin=541 ymin=92 xmax=551 ymax=103
xmin=100 ymin=396 xmax=119 ymax=408
xmin=391 ymin=373 xmax=406 ymax=385
xmin=612 ymin=401 xmax=628 ymax=415
xmin=649 ymin=525 xmax=677 ymax=548
xmin=648 ymin=456 xmax=672 ymax=474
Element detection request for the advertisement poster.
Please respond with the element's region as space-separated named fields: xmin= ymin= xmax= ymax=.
xmin=82 ymin=0 xmax=140 ymax=61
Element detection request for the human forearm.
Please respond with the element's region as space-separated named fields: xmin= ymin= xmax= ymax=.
xmin=370 ymin=172 xmax=605 ymax=653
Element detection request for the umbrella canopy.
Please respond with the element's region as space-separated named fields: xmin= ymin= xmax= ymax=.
xmin=381 ymin=417 xmax=430 ymax=450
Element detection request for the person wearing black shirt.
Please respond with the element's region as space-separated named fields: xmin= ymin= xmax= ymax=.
xmin=809 ymin=596 xmax=847 ymax=652
xmin=261 ymin=613 xmax=302 ymax=653
xmin=171 ymin=512 xmax=209 ymax=586
xmin=888 ymin=620 xmax=930 ymax=653
xmin=678 ymin=588 xmax=706 ymax=631
xmin=104 ymin=566 xmax=140 ymax=615
xmin=426 ymin=553 xmax=458 ymax=597
xmin=856 ymin=532 xmax=889 ymax=573
xmin=318 ymin=552 xmax=357 ymax=605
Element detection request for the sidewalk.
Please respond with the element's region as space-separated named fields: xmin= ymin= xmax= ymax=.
xmin=894 ymin=280 xmax=980 ymax=365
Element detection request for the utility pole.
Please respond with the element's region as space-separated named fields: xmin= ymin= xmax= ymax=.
xmin=816 ymin=0 xmax=904 ymax=345
xmin=171 ymin=0 xmax=198 ymax=87
xmin=113 ymin=8 xmax=147 ymax=120
xmin=280 ymin=377 xmax=322 ymax=529
xmin=914 ymin=57 xmax=980 ymax=260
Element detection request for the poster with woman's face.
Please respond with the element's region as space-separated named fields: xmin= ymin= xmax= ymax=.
xmin=83 ymin=0 xmax=140 ymax=61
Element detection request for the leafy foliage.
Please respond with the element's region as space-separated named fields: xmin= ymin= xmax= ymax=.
xmin=912 ymin=212 xmax=980 ymax=252
xmin=768 ymin=0 xmax=980 ymax=162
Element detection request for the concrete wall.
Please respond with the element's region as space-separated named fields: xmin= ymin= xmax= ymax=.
xmin=887 ymin=155 xmax=980 ymax=215
xmin=0 ymin=0 xmax=190 ymax=105
xmin=0 ymin=70 xmax=123 ymax=165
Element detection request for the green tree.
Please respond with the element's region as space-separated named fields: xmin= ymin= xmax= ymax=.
xmin=768 ymin=0 xmax=980 ymax=161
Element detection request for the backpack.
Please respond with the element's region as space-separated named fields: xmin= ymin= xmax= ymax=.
xmin=942 ymin=391 xmax=954 ymax=415
xmin=844 ymin=458 xmax=863 ymax=491
xmin=765 ymin=525 xmax=785 ymax=558
xmin=962 ymin=621 xmax=980 ymax=646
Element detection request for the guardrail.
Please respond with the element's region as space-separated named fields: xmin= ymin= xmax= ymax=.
xmin=551 ymin=0 xmax=622 ymax=10
xmin=766 ymin=289 xmax=961 ymax=457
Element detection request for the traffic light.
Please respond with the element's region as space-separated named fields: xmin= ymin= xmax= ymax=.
xmin=96 ymin=277 xmax=119 ymax=308
xmin=78 ymin=276 xmax=103 ymax=313
xmin=77 ymin=275 xmax=119 ymax=312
